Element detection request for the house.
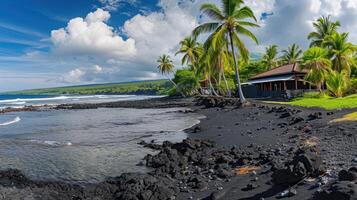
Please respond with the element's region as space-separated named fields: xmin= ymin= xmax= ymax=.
xmin=242 ymin=63 xmax=315 ymax=98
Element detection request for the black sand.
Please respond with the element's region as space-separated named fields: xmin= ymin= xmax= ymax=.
xmin=0 ymin=96 xmax=355 ymax=200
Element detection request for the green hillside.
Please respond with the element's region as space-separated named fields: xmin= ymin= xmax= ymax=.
xmin=5 ymin=80 xmax=172 ymax=95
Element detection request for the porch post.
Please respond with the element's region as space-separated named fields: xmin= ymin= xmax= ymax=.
xmin=295 ymin=78 xmax=298 ymax=90
xmin=270 ymin=82 xmax=272 ymax=91
xmin=283 ymin=81 xmax=287 ymax=90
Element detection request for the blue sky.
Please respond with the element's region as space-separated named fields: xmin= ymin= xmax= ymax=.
xmin=1 ymin=0 xmax=357 ymax=92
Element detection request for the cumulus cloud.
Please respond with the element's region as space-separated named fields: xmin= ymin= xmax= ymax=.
xmin=60 ymin=68 xmax=85 ymax=83
xmin=253 ymin=0 xmax=357 ymax=52
xmin=50 ymin=0 xmax=197 ymax=83
xmin=51 ymin=8 xmax=137 ymax=58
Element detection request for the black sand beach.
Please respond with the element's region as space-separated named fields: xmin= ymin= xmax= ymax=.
xmin=0 ymin=96 xmax=356 ymax=200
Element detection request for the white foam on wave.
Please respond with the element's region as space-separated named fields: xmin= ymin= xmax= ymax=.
xmin=0 ymin=116 xmax=21 ymax=126
xmin=0 ymin=96 xmax=69 ymax=104
xmin=29 ymin=139 xmax=73 ymax=147
xmin=0 ymin=95 xmax=137 ymax=105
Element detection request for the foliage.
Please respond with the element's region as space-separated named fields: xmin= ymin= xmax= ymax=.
xmin=192 ymin=0 xmax=259 ymax=102
xmin=281 ymin=44 xmax=303 ymax=64
xmin=308 ymin=15 xmax=340 ymax=47
xmin=172 ymin=69 xmax=200 ymax=96
xmin=302 ymin=91 xmax=329 ymax=99
xmin=301 ymin=47 xmax=331 ymax=90
xmin=239 ymin=60 xmax=266 ymax=82
xmin=262 ymin=45 xmax=279 ymax=70
xmin=176 ymin=36 xmax=203 ymax=70
xmin=5 ymin=80 xmax=172 ymax=95
xmin=325 ymin=70 xmax=350 ymax=98
xmin=323 ymin=32 xmax=356 ymax=74
xmin=157 ymin=54 xmax=174 ymax=75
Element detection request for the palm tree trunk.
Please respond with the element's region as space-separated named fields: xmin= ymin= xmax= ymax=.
xmin=222 ymin=70 xmax=231 ymax=97
xmin=167 ymin=76 xmax=186 ymax=97
xmin=228 ymin=31 xmax=246 ymax=103
xmin=208 ymin=77 xmax=219 ymax=96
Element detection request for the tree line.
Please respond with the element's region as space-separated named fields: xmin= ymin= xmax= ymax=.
xmin=157 ymin=0 xmax=357 ymax=100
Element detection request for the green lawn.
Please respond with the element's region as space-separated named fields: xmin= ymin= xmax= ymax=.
xmin=266 ymin=94 xmax=357 ymax=110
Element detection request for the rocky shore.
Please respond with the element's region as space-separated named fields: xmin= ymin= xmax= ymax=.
xmin=0 ymin=96 xmax=355 ymax=200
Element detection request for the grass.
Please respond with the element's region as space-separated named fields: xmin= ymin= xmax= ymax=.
xmin=3 ymin=80 xmax=172 ymax=96
xmin=266 ymin=93 xmax=357 ymax=110
xmin=330 ymin=112 xmax=357 ymax=123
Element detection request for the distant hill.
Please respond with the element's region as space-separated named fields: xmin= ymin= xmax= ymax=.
xmin=4 ymin=80 xmax=172 ymax=95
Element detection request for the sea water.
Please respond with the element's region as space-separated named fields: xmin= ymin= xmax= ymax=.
xmin=0 ymin=95 xmax=202 ymax=183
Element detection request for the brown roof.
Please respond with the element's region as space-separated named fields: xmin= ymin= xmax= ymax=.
xmin=250 ymin=63 xmax=308 ymax=80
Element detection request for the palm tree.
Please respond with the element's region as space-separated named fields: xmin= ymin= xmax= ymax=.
xmin=301 ymin=47 xmax=331 ymax=91
xmin=175 ymin=36 xmax=203 ymax=71
xmin=262 ymin=45 xmax=279 ymax=70
xmin=308 ymin=16 xmax=340 ymax=47
xmin=157 ymin=54 xmax=177 ymax=87
xmin=281 ymin=44 xmax=303 ymax=64
xmin=193 ymin=0 xmax=259 ymax=103
xmin=206 ymin=40 xmax=233 ymax=96
xmin=326 ymin=71 xmax=350 ymax=97
xmin=323 ymin=32 xmax=356 ymax=75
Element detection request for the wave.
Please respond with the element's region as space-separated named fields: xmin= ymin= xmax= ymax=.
xmin=0 ymin=95 xmax=139 ymax=104
xmin=29 ymin=140 xmax=73 ymax=147
xmin=0 ymin=116 xmax=21 ymax=126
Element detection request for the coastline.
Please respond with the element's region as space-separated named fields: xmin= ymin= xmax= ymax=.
xmin=0 ymin=96 xmax=355 ymax=199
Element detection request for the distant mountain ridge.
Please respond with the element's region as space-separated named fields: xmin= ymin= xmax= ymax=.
xmin=3 ymin=80 xmax=172 ymax=95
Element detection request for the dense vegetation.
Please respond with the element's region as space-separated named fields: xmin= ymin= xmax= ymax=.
xmin=4 ymin=80 xmax=172 ymax=95
xmin=156 ymin=1 xmax=357 ymax=102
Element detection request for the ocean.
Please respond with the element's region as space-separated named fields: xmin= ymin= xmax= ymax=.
xmin=0 ymin=95 xmax=202 ymax=183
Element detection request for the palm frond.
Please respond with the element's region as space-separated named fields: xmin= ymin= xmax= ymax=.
xmin=235 ymin=25 xmax=259 ymax=44
xmin=192 ymin=22 xmax=220 ymax=37
xmin=200 ymin=3 xmax=224 ymax=21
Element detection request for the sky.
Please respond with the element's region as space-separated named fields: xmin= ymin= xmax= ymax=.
xmin=1 ymin=0 xmax=357 ymax=91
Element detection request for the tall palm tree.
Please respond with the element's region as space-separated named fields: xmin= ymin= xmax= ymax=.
xmin=281 ymin=44 xmax=303 ymax=64
xmin=205 ymin=38 xmax=233 ymax=96
xmin=301 ymin=47 xmax=331 ymax=91
xmin=157 ymin=54 xmax=177 ymax=86
xmin=193 ymin=0 xmax=259 ymax=103
xmin=262 ymin=45 xmax=279 ymax=70
xmin=176 ymin=36 xmax=203 ymax=71
xmin=308 ymin=15 xmax=340 ymax=47
xmin=323 ymin=32 xmax=356 ymax=75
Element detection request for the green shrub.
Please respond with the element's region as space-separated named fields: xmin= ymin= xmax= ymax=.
xmin=326 ymin=71 xmax=350 ymax=98
xmin=302 ymin=91 xmax=328 ymax=99
xmin=173 ymin=69 xmax=200 ymax=96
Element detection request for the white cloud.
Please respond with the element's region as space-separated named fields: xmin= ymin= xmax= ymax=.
xmin=61 ymin=68 xmax=85 ymax=83
xmin=98 ymin=0 xmax=137 ymax=11
xmin=253 ymin=0 xmax=357 ymax=52
xmin=51 ymin=8 xmax=137 ymax=58
xmin=93 ymin=65 xmax=103 ymax=73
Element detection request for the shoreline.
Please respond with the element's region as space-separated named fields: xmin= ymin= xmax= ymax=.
xmin=0 ymin=96 xmax=355 ymax=199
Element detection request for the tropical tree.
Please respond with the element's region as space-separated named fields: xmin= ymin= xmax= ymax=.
xmin=281 ymin=44 xmax=303 ymax=64
xmin=308 ymin=15 xmax=340 ymax=47
xmin=301 ymin=47 xmax=331 ymax=91
xmin=176 ymin=36 xmax=203 ymax=71
xmin=262 ymin=45 xmax=279 ymax=70
xmin=157 ymin=54 xmax=177 ymax=87
xmin=202 ymin=34 xmax=233 ymax=96
xmin=193 ymin=0 xmax=259 ymax=103
xmin=326 ymin=71 xmax=350 ymax=97
xmin=173 ymin=69 xmax=200 ymax=96
xmin=323 ymin=32 xmax=356 ymax=75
